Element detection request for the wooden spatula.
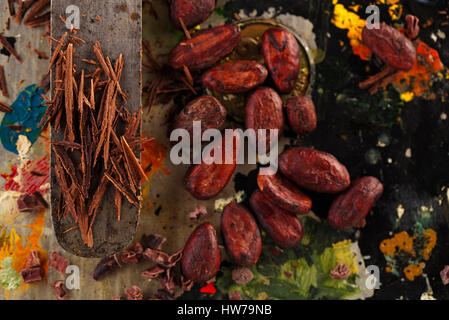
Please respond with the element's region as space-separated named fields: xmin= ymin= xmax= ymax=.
xmin=50 ymin=0 xmax=142 ymax=258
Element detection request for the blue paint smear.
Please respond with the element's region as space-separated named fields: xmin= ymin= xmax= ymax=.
xmin=0 ymin=84 xmax=47 ymax=154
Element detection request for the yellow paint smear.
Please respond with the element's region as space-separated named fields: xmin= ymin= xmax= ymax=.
xmin=332 ymin=1 xmax=370 ymax=61
xmin=0 ymin=211 xmax=47 ymax=293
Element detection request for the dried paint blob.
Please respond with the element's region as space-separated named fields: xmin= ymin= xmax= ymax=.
xmin=0 ymin=85 xmax=47 ymax=154
xmin=380 ymin=222 xmax=436 ymax=281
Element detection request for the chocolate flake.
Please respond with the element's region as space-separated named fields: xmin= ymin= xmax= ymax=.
xmin=25 ymin=12 xmax=50 ymax=28
xmin=49 ymin=251 xmax=69 ymax=274
xmin=0 ymin=101 xmax=12 ymax=113
xmin=0 ymin=34 xmax=22 ymax=63
xmin=0 ymin=65 xmax=8 ymax=97
xmin=50 ymin=280 xmax=68 ymax=300
xmin=23 ymin=0 xmax=49 ymax=25
xmin=7 ymin=0 xmax=15 ymax=16
xmin=33 ymin=48 xmax=49 ymax=59
xmin=93 ymin=255 xmax=120 ymax=281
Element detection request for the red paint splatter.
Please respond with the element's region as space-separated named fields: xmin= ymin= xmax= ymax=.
xmin=1 ymin=157 xmax=49 ymax=194
xmin=200 ymin=282 xmax=216 ymax=295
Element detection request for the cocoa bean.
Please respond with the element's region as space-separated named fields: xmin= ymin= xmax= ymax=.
xmin=221 ymin=202 xmax=262 ymax=266
xmin=249 ymin=190 xmax=303 ymax=248
xmin=262 ymin=27 xmax=301 ymax=93
xmin=285 ymin=95 xmax=317 ymax=136
xmin=169 ymin=24 xmax=241 ymax=71
xmin=328 ymin=177 xmax=383 ymax=230
xmin=181 ymin=222 xmax=221 ymax=282
xmin=279 ymin=147 xmax=351 ymax=194
xmin=257 ymin=168 xmax=311 ymax=215
xmin=202 ymin=60 xmax=268 ymax=93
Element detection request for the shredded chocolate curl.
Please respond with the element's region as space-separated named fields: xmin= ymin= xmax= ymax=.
xmin=23 ymin=0 xmax=49 ymax=25
xmin=25 ymin=12 xmax=50 ymax=28
xmin=0 ymin=33 xmax=23 ymax=63
xmin=47 ymin=32 xmax=68 ymax=74
xmin=114 ymin=188 xmax=122 ymax=221
xmin=64 ymin=43 xmax=75 ymax=142
xmin=48 ymin=40 xmax=147 ymax=248
xmin=7 ymin=0 xmax=15 ymax=16
xmin=0 ymin=65 xmax=8 ymax=97
xmin=0 ymin=101 xmax=12 ymax=113
xmin=121 ymin=136 xmax=147 ymax=185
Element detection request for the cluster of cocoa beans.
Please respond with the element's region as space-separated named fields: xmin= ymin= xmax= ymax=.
xmin=168 ymin=1 xmax=384 ymax=284
xmin=181 ymin=148 xmax=384 ymax=283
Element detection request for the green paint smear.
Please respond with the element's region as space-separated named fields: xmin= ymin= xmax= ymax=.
xmin=0 ymin=257 xmax=22 ymax=291
xmin=216 ymin=217 xmax=361 ymax=300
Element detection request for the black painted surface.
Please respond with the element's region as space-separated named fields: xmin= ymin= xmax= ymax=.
xmin=223 ymin=0 xmax=449 ymax=300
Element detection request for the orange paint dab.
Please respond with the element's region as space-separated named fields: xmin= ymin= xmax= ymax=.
xmin=141 ymin=136 xmax=170 ymax=178
xmin=0 ymin=210 xmax=48 ymax=290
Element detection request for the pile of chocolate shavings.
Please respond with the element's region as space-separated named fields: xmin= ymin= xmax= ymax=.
xmin=41 ymin=32 xmax=151 ymax=248
xmin=93 ymin=233 xmax=192 ymax=300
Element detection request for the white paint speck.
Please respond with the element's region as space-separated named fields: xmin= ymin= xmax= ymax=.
xmin=405 ymin=148 xmax=412 ymax=158
xmin=431 ymin=33 xmax=438 ymax=42
xmin=441 ymin=112 xmax=447 ymax=120
xmin=397 ymin=204 xmax=405 ymax=220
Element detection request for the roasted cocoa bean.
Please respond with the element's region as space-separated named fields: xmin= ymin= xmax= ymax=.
xmin=262 ymin=27 xmax=301 ymax=93
xmin=249 ymin=190 xmax=303 ymax=248
xmin=279 ymin=147 xmax=351 ymax=194
xmin=245 ymin=87 xmax=284 ymax=151
xmin=362 ymin=23 xmax=416 ymax=71
xmin=328 ymin=177 xmax=383 ymax=231
xmin=172 ymin=95 xmax=227 ymax=138
xmin=169 ymin=24 xmax=241 ymax=71
xmin=181 ymin=222 xmax=221 ymax=282
xmin=184 ymin=132 xmax=240 ymax=199
xmin=221 ymin=202 xmax=262 ymax=266
xmin=257 ymin=168 xmax=311 ymax=215
xmin=285 ymin=95 xmax=317 ymax=136
xmin=202 ymin=60 xmax=268 ymax=93
xmin=170 ymin=0 xmax=216 ymax=29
